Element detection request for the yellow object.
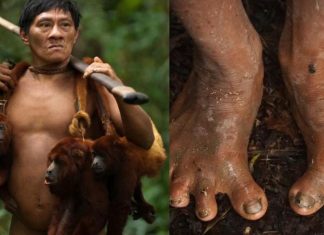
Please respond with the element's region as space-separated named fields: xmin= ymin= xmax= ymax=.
xmin=141 ymin=120 xmax=167 ymax=176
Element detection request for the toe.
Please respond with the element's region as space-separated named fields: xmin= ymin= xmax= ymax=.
xmin=170 ymin=176 xmax=191 ymax=207
xmin=289 ymin=168 xmax=324 ymax=215
xmin=193 ymin=179 xmax=217 ymax=221
xmin=289 ymin=173 xmax=324 ymax=216
xmin=293 ymin=192 xmax=315 ymax=209
xmin=229 ymin=180 xmax=268 ymax=220
xmin=243 ymin=199 xmax=263 ymax=214
xmin=243 ymin=199 xmax=262 ymax=215
xmin=289 ymin=190 xmax=320 ymax=215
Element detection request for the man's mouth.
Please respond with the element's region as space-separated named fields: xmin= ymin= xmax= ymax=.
xmin=48 ymin=45 xmax=63 ymax=49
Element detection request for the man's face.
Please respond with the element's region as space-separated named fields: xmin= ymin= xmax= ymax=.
xmin=20 ymin=9 xmax=79 ymax=66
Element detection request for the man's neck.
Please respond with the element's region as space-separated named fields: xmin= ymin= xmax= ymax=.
xmin=30 ymin=57 xmax=71 ymax=75
xmin=29 ymin=65 xmax=71 ymax=75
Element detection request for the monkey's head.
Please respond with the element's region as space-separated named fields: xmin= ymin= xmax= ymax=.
xmin=45 ymin=137 xmax=93 ymax=195
xmin=91 ymin=135 xmax=122 ymax=177
xmin=91 ymin=151 xmax=107 ymax=176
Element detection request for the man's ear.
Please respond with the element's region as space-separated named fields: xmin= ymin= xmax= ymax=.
xmin=20 ymin=30 xmax=29 ymax=45
xmin=73 ymin=29 xmax=80 ymax=44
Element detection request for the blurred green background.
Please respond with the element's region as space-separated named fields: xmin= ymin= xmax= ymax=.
xmin=0 ymin=0 xmax=168 ymax=234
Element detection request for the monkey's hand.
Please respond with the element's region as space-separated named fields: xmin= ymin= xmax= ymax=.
xmin=0 ymin=62 xmax=16 ymax=93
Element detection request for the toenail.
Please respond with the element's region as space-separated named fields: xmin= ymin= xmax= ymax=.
xmin=170 ymin=194 xmax=189 ymax=206
xmin=294 ymin=192 xmax=315 ymax=209
xmin=243 ymin=199 xmax=262 ymax=214
xmin=198 ymin=209 xmax=210 ymax=218
xmin=170 ymin=198 xmax=182 ymax=206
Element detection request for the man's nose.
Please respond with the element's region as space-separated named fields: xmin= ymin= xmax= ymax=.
xmin=48 ymin=24 xmax=63 ymax=38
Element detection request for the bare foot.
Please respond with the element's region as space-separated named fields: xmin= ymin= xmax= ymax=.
xmin=170 ymin=0 xmax=268 ymax=221
xmin=279 ymin=0 xmax=324 ymax=216
xmin=170 ymin=60 xmax=267 ymax=221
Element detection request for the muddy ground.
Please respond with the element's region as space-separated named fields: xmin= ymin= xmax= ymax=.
xmin=169 ymin=1 xmax=324 ymax=234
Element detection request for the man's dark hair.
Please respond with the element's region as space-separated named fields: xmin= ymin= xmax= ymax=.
xmin=18 ymin=0 xmax=81 ymax=33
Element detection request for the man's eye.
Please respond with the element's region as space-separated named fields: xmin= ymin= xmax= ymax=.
xmin=39 ymin=22 xmax=51 ymax=28
xmin=61 ymin=22 xmax=72 ymax=28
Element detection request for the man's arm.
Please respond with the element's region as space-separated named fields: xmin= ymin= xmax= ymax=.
xmin=85 ymin=57 xmax=154 ymax=149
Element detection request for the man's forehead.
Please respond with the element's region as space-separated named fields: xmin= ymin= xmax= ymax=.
xmin=33 ymin=9 xmax=73 ymax=22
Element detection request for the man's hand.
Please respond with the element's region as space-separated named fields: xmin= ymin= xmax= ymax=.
xmin=83 ymin=56 xmax=122 ymax=83
xmin=0 ymin=63 xmax=16 ymax=93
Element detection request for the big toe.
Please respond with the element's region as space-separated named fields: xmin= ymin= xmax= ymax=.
xmin=289 ymin=175 xmax=324 ymax=216
xmin=243 ymin=199 xmax=263 ymax=215
xmin=229 ymin=181 xmax=268 ymax=220
xmin=291 ymin=192 xmax=315 ymax=209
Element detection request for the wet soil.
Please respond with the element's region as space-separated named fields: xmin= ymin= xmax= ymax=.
xmin=170 ymin=1 xmax=324 ymax=234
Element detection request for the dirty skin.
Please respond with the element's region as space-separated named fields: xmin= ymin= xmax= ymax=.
xmin=279 ymin=0 xmax=324 ymax=216
xmin=171 ymin=0 xmax=324 ymax=221
xmin=170 ymin=0 xmax=268 ymax=221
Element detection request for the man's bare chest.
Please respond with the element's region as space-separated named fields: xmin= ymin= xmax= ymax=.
xmin=6 ymin=75 xmax=77 ymax=133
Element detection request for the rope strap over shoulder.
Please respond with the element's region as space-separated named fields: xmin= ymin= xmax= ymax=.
xmin=94 ymin=84 xmax=116 ymax=136
xmin=69 ymin=110 xmax=91 ymax=138
xmin=68 ymin=75 xmax=91 ymax=138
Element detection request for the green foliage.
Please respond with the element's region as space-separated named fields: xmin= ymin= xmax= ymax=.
xmin=0 ymin=201 xmax=11 ymax=234
xmin=0 ymin=0 xmax=169 ymax=234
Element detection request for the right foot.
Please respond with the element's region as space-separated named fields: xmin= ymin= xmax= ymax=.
xmin=170 ymin=56 xmax=267 ymax=221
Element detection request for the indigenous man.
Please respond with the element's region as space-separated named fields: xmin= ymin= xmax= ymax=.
xmin=170 ymin=0 xmax=324 ymax=222
xmin=0 ymin=0 xmax=158 ymax=234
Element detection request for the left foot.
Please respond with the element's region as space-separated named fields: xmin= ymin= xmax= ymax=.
xmin=279 ymin=0 xmax=324 ymax=216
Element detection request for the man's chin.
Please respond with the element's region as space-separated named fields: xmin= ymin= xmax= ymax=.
xmin=41 ymin=55 xmax=71 ymax=66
